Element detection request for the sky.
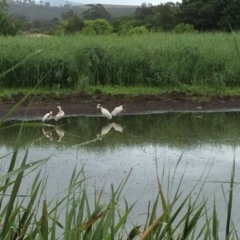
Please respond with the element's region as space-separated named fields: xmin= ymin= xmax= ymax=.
xmin=70 ymin=0 xmax=179 ymax=6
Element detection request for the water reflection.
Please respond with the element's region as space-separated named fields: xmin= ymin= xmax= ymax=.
xmin=97 ymin=122 xmax=124 ymax=140
xmin=56 ymin=128 xmax=65 ymax=142
xmin=111 ymin=122 xmax=124 ymax=133
xmin=1 ymin=112 xmax=240 ymax=238
xmin=42 ymin=127 xmax=53 ymax=141
xmin=1 ymin=112 xmax=240 ymax=150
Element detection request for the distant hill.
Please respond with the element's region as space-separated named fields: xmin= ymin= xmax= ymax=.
xmin=7 ymin=1 xmax=137 ymax=21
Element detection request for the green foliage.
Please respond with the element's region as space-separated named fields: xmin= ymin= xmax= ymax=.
xmin=65 ymin=15 xmax=85 ymax=34
xmin=1 ymin=33 xmax=240 ymax=88
xmin=0 ymin=13 xmax=19 ymax=36
xmin=176 ymin=0 xmax=240 ymax=31
xmin=29 ymin=27 xmax=41 ymax=33
xmin=150 ymin=4 xmax=176 ymax=31
xmin=5 ymin=0 xmax=240 ymax=34
xmin=134 ymin=3 xmax=177 ymax=32
xmin=173 ymin=23 xmax=197 ymax=33
xmin=217 ymin=0 xmax=240 ymax=31
xmin=126 ymin=26 xmax=148 ymax=35
xmin=55 ymin=20 xmax=68 ymax=36
xmin=59 ymin=9 xmax=85 ymax=35
xmin=81 ymin=4 xmax=112 ymax=21
xmin=112 ymin=15 xmax=136 ymax=35
xmin=82 ymin=19 xmax=113 ymax=35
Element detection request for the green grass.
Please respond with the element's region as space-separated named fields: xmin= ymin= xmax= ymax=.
xmin=2 ymin=84 xmax=240 ymax=103
xmin=1 ymin=33 xmax=240 ymax=89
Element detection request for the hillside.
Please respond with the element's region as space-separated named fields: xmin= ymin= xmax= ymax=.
xmin=7 ymin=1 xmax=137 ymax=21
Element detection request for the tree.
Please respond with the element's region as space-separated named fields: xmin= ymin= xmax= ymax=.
xmin=64 ymin=15 xmax=85 ymax=34
xmin=112 ymin=15 xmax=136 ymax=35
xmin=57 ymin=9 xmax=85 ymax=34
xmin=133 ymin=2 xmax=176 ymax=31
xmin=134 ymin=2 xmax=154 ymax=26
xmin=45 ymin=2 xmax=50 ymax=7
xmin=55 ymin=20 xmax=68 ymax=36
xmin=151 ymin=4 xmax=175 ymax=31
xmin=81 ymin=19 xmax=112 ymax=35
xmin=51 ymin=17 xmax=59 ymax=25
xmin=62 ymin=9 xmax=75 ymax=20
xmin=32 ymin=20 xmax=41 ymax=29
xmin=0 ymin=0 xmax=19 ymax=35
xmin=81 ymin=4 xmax=111 ymax=21
xmin=217 ymin=0 xmax=240 ymax=31
xmin=0 ymin=0 xmax=8 ymax=14
xmin=175 ymin=0 xmax=226 ymax=31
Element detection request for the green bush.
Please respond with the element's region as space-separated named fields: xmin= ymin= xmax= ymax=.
xmin=81 ymin=19 xmax=113 ymax=35
xmin=126 ymin=26 xmax=148 ymax=35
xmin=173 ymin=23 xmax=197 ymax=34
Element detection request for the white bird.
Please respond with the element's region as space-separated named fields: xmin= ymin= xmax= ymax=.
xmin=111 ymin=122 xmax=124 ymax=133
xmin=55 ymin=106 xmax=65 ymax=121
xmin=97 ymin=104 xmax=112 ymax=119
xmin=111 ymin=105 xmax=125 ymax=116
xmin=42 ymin=111 xmax=53 ymax=123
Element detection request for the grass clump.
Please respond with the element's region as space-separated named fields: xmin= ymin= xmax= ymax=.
xmin=1 ymin=33 xmax=240 ymax=89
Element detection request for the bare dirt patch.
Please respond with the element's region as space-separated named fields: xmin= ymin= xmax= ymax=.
xmin=1 ymin=92 xmax=240 ymax=120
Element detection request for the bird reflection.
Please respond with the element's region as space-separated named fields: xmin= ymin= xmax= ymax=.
xmin=56 ymin=127 xmax=65 ymax=142
xmin=97 ymin=123 xmax=112 ymax=140
xmin=97 ymin=122 xmax=124 ymax=140
xmin=42 ymin=127 xmax=53 ymax=141
xmin=111 ymin=122 xmax=124 ymax=133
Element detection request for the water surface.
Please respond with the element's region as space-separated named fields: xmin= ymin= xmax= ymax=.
xmin=1 ymin=111 xmax=240 ymax=237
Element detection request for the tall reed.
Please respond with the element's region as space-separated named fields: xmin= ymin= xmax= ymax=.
xmin=1 ymin=33 xmax=240 ymax=89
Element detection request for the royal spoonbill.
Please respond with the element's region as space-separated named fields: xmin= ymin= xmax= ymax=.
xmin=97 ymin=104 xmax=112 ymax=119
xmin=42 ymin=111 xmax=53 ymax=123
xmin=55 ymin=106 xmax=65 ymax=121
xmin=111 ymin=105 xmax=125 ymax=116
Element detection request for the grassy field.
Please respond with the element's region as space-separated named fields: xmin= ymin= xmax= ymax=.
xmin=1 ymin=33 xmax=240 ymax=91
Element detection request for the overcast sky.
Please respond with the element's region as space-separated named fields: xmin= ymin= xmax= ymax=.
xmin=72 ymin=0 xmax=179 ymax=6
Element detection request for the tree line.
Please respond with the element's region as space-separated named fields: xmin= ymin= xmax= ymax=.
xmin=1 ymin=0 xmax=240 ymax=36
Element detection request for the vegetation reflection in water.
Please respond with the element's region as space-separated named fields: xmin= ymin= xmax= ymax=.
xmin=1 ymin=111 xmax=240 ymax=150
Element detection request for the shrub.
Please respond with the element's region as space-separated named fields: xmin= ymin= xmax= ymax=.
xmin=173 ymin=23 xmax=197 ymax=34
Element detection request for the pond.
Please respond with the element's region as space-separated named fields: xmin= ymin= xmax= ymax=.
xmin=1 ymin=111 xmax=240 ymax=237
